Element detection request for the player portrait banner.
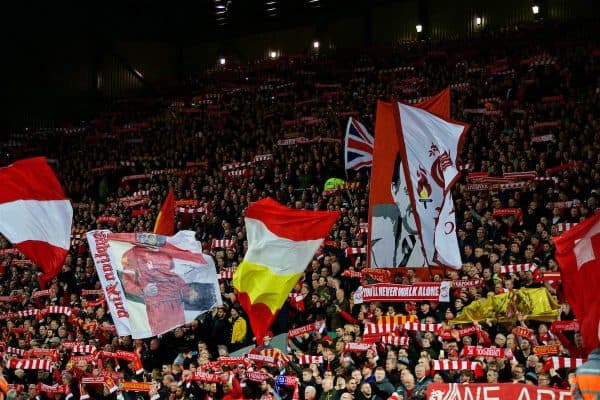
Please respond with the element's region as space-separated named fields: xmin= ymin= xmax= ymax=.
xmin=359 ymin=282 xmax=450 ymax=303
xmin=368 ymin=89 xmax=462 ymax=269
xmin=86 ymin=230 xmax=221 ymax=338
xmin=368 ymin=101 xmax=425 ymax=268
xmin=427 ymin=383 xmax=572 ymax=400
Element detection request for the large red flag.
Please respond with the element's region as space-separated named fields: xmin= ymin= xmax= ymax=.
xmin=154 ymin=188 xmax=175 ymax=236
xmin=554 ymin=212 xmax=600 ymax=353
xmin=0 ymin=157 xmax=72 ymax=287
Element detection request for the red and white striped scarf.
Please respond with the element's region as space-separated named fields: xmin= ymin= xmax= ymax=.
xmin=432 ymin=360 xmax=483 ymax=373
xmin=380 ymin=336 xmax=410 ymax=347
xmin=0 ymin=309 xmax=38 ymax=320
xmin=403 ymin=322 xmax=442 ymax=333
xmin=46 ymin=306 xmax=72 ymax=316
xmin=71 ymin=345 xmax=97 ymax=354
xmin=227 ymin=169 xmax=250 ymax=177
xmin=545 ymin=357 xmax=585 ymax=371
xmin=534 ymin=176 xmax=556 ymax=182
xmin=364 ymin=316 xmax=418 ymax=337
xmin=345 ymin=247 xmax=366 ymax=256
xmin=363 ymin=322 xmax=393 ymax=337
xmin=6 ymin=347 xmax=26 ymax=356
xmin=555 ymin=222 xmax=578 ymax=235
xmin=175 ymin=206 xmax=207 ymax=214
xmin=298 ymin=355 xmax=323 ymax=364
xmin=533 ymin=271 xmax=561 ymax=282
xmin=211 ymin=239 xmax=235 ymax=250
xmin=6 ymin=358 xmax=54 ymax=371
xmin=217 ymin=268 xmax=234 ymax=280
xmin=499 ymin=263 xmax=537 ymax=274
xmin=221 ymin=161 xmax=254 ymax=171
xmin=254 ymin=154 xmax=273 ymax=162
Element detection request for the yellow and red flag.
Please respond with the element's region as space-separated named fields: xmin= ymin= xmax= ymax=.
xmin=233 ymin=197 xmax=339 ymax=344
xmin=153 ymin=187 xmax=175 ymax=235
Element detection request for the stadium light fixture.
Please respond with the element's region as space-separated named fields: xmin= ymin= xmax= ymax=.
xmin=313 ymin=40 xmax=320 ymax=49
xmin=219 ymin=57 xmax=226 ymax=65
xmin=416 ymin=24 xmax=423 ymax=33
xmin=532 ymin=4 xmax=540 ymax=14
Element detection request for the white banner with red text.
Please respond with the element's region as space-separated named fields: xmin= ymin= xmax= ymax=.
xmin=359 ymin=282 xmax=450 ymax=302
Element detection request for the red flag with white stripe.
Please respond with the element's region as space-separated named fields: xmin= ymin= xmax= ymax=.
xmin=554 ymin=212 xmax=600 ymax=352
xmin=0 ymin=157 xmax=72 ymax=287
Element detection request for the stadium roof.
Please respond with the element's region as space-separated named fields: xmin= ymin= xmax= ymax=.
xmin=12 ymin=0 xmax=399 ymax=42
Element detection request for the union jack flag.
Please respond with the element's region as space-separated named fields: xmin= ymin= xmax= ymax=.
xmin=344 ymin=117 xmax=374 ymax=171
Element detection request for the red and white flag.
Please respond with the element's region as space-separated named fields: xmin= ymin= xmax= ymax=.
xmin=393 ymin=96 xmax=468 ymax=269
xmin=554 ymin=212 xmax=600 ymax=352
xmin=0 ymin=157 xmax=72 ymax=286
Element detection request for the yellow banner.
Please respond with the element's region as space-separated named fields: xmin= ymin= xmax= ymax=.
xmin=450 ymin=287 xmax=558 ymax=325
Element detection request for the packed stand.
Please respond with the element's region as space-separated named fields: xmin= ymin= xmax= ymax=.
xmin=0 ymin=20 xmax=599 ymax=400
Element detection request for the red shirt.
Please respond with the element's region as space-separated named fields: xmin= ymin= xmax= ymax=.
xmin=121 ymin=246 xmax=188 ymax=335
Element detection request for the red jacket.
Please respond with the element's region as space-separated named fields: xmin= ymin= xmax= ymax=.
xmin=121 ymin=246 xmax=188 ymax=335
xmin=222 ymin=378 xmax=243 ymax=400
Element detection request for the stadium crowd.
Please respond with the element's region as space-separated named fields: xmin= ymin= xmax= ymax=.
xmin=1 ymin=20 xmax=600 ymax=400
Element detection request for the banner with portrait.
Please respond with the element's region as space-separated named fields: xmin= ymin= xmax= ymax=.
xmin=368 ymin=101 xmax=425 ymax=268
xmin=368 ymin=89 xmax=459 ymax=268
xmin=87 ymin=230 xmax=221 ymax=338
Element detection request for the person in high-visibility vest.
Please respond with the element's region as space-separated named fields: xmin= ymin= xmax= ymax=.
xmin=0 ymin=375 xmax=8 ymax=400
xmin=572 ymin=328 xmax=600 ymax=399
